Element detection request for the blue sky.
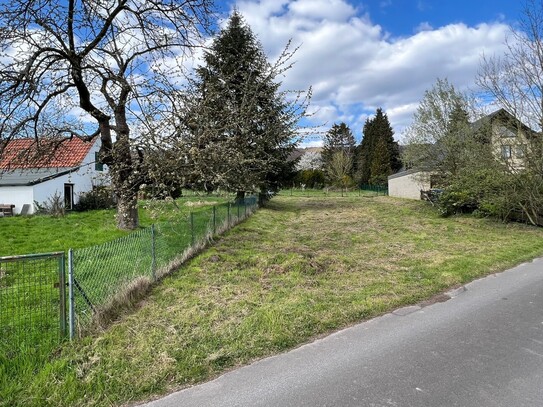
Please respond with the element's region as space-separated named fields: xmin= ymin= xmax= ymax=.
xmin=360 ymin=1 xmax=521 ymax=36
xmin=210 ymin=0 xmax=523 ymax=144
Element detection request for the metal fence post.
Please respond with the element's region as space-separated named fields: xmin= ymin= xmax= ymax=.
xmin=213 ymin=205 xmax=216 ymax=235
xmin=190 ymin=212 xmax=195 ymax=246
xmin=151 ymin=224 xmax=157 ymax=281
xmin=244 ymin=200 xmax=247 ymax=218
xmin=68 ymin=249 xmax=75 ymax=340
xmin=237 ymin=201 xmax=240 ymax=220
xmin=227 ymin=203 xmax=231 ymax=227
xmin=58 ymin=253 xmax=67 ymax=339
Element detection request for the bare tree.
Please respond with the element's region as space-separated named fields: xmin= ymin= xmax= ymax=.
xmin=478 ymin=0 xmax=543 ymax=130
xmin=0 ymin=0 xmax=213 ymax=229
xmin=477 ymin=0 xmax=543 ymax=225
xmin=326 ymin=150 xmax=353 ymax=196
xmin=403 ymin=78 xmax=487 ymax=181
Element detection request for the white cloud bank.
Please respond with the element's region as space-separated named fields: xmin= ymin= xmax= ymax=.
xmin=233 ymin=0 xmax=510 ymax=143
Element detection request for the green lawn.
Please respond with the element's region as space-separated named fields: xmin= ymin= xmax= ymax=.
xmin=279 ymin=186 xmax=387 ymax=198
xmin=2 ymin=195 xmax=543 ymax=406
xmin=0 ymin=195 xmax=229 ymax=257
xmin=0 ymin=195 xmax=237 ymax=394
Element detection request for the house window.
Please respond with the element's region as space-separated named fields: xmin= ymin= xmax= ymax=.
xmin=95 ymin=152 xmax=104 ymax=171
xmin=498 ymin=126 xmax=516 ymax=138
xmin=64 ymin=184 xmax=74 ymax=210
xmin=516 ymin=144 xmax=526 ymax=158
xmin=501 ymin=145 xmax=512 ymax=159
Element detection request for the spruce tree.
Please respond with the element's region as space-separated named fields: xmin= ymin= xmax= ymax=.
xmin=442 ymin=101 xmax=472 ymax=177
xmin=185 ymin=11 xmax=308 ymax=202
xmin=357 ymin=108 xmax=401 ymax=184
xmin=322 ymin=122 xmax=356 ymax=180
xmin=358 ymin=117 xmax=377 ymax=184
xmin=369 ymin=135 xmax=392 ymax=185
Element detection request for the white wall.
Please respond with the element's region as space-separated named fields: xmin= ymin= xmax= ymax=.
xmin=0 ymin=186 xmax=34 ymax=214
xmin=33 ymin=173 xmax=74 ymax=213
xmin=388 ymin=170 xmax=431 ymax=200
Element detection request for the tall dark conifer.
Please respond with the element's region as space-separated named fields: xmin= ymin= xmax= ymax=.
xmin=186 ymin=11 xmax=306 ymax=202
xmin=357 ymin=108 xmax=401 ymax=184
xmin=370 ymin=136 xmax=392 ymax=185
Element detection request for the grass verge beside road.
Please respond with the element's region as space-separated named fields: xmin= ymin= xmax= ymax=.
xmin=3 ymin=195 xmax=543 ymax=406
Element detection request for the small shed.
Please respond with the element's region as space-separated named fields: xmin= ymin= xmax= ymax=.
xmin=0 ymin=138 xmax=107 ymax=214
xmin=388 ymin=169 xmax=431 ymax=200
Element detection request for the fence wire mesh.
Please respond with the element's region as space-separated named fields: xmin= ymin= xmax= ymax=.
xmin=72 ymin=227 xmax=154 ymax=328
xmin=0 ymin=253 xmax=66 ymax=358
xmin=71 ymin=197 xmax=258 ymax=334
xmin=282 ymin=186 xmax=388 ymax=197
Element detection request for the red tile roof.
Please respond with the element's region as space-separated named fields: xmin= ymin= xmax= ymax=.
xmin=0 ymin=138 xmax=97 ymax=170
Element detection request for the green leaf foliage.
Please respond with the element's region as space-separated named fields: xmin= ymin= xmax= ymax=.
xmin=183 ymin=11 xmax=310 ymax=200
xmin=358 ymin=108 xmax=401 ymax=185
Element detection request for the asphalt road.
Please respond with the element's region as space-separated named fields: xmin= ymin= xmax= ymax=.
xmin=141 ymin=258 xmax=543 ymax=407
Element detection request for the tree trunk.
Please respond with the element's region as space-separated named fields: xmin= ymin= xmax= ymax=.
xmin=258 ymin=190 xmax=267 ymax=206
xmin=235 ymin=190 xmax=245 ymax=204
xmin=111 ymin=110 xmax=140 ymax=230
xmin=116 ymin=191 xmax=139 ymax=230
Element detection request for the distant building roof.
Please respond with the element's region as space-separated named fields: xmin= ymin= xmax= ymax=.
xmin=471 ymin=108 xmax=537 ymax=136
xmin=0 ymin=137 xmax=97 ymax=170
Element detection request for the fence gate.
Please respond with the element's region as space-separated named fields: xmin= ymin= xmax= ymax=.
xmin=0 ymin=252 xmax=67 ymax=356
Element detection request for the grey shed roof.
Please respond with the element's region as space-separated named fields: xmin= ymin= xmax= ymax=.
xmin=0 ymin=167 xmax=77 ymax=186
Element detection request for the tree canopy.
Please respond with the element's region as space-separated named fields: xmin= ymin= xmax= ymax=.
xmin=358 ymin=108 xmax=400 ymax=185
xmin=180 ymin=11 xmax=310 ymax=202
xmin=321 ymin=122 xmax=355 ymax=183
xmin=476 ymin=0 xmax=543 ymax=224
xmin=0 ymin=0 xmax=213 ymax=229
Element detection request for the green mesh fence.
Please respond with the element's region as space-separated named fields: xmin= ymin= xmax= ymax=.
xmin=71 ymin=197 xmax=258 ymax=334
xmin=281 ymin=187 xmax=388 ymax=197
xmin=359 ymin=184 xmax=389 ymax=196
xmin=0 ymin=252 xmax=66 ymax=358
xmin=72 ymin=227 xmax=154 ymax=328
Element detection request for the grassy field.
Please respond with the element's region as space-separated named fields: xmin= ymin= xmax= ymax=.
xmin=0 ymin=195 xmax=230 ymax=257
xmin=2 ymin=195 xmax=543 ymax=406
xmin=0 ymin=195 xmax=238 ymax=396
xmin=281 ymin=186 xmax=388 ymax=198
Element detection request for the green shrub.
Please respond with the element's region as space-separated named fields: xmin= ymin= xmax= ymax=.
xmin=437 ymin=168 xmax=508 ymax=217
xmin=74 ymin=186 xmax=116 ymax=212
xmin=294 ymin=169 xmax=325 ymax=189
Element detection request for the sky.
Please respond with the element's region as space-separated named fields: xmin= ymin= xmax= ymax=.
xmin=211 ymin=0 xmax=525 ymax=145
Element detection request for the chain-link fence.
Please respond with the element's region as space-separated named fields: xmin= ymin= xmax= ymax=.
xmin=0 ymin=197 xmax=258 ymax=355
xmin=282 ymin=186 xmax=388 ymax=197
xmin=70 ymin=197 xmax=258 ymax=336
xmin=0 ymin=252 xmax=66 ymax=358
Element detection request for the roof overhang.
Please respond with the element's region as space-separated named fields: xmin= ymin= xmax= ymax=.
xmin=0 ymin=167 xmax=79 ymax=187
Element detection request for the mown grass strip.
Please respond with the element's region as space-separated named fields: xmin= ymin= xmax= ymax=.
xmin=2 ymin=195 xmax=543 ymax=407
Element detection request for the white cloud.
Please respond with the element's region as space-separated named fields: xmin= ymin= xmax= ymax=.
xmin=234 ymin=0 xmax=510 ymax=142
xmin=288 ymin=0 xmax=357 ymax=21
xmin=415 ymin=21 xmax=433 ymax=32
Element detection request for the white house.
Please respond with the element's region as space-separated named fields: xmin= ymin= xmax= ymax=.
xmin=0 ymin=138 xmax=107 ymax=215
